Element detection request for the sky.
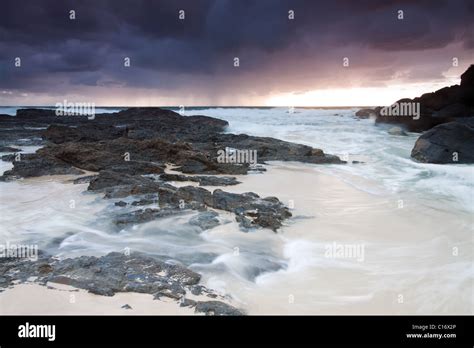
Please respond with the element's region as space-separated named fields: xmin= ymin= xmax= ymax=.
xmin=0 ymin=0 xmax=473 ymax=107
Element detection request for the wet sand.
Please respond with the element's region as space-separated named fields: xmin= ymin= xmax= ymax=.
xmin=0 ymin=161 xmax=472 ymax=315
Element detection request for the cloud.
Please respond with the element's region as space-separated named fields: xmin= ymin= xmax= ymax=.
xmin=0 ymin=0 xmax=472 ymax=105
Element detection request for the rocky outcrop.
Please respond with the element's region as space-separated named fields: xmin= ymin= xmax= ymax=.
xmin=160 ymin=173 xmax=240 ymax=186
xmin=411 ymin=117 xmax=474 ymax=164
xmin=357 ymin=65 xmax=474 ymax=132
xmin=88 ymin=170 xmax=291 ymax=231
xmin=355 ymin=108 xmax=376 ymax=118
xmin=0 ymin=146 xmax=21 ymax=152
xmin=0 ymin=107 xmax=341 ymax=231
xmin=0 ymin=153 xmax=84 ymax=180
xmin=0 ymin=251 xmax=244 ymax=315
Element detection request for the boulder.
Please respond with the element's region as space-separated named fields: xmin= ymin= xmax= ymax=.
xmin=411 ymin=118 xmax=474 ymax=164
xmin=355 ymin=108 xmax=376 ymax=118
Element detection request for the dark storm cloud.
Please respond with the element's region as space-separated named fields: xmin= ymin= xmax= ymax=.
xmin=0 ymin=0 xmax=472 ymax=101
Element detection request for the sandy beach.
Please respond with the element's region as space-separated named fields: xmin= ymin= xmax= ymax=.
xmin=1 ymin=159 xmax=471 ymax=315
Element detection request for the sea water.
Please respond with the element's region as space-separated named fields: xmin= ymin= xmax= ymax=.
xmin=0 ymin=107 xmax=472 ymax=314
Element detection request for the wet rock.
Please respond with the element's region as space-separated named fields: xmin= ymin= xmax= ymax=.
xmin=194 ymin=301 xmax=245 ymax=316
xmin=2 ymin=107 xmax=342 ymax=180
xmin=88 ymin=170 xmax=157 ymax=191
xmin=160 ymin=173 xmax=240 ymax=186
xmin=411 ymin=118 xmax=474 ymax=164
xmin=212 ymin=189 xmax=291 ymax=231
xmin=73 ymin=175 xmax=97 ymax=184
xmin=0 ymin=251 xmax=244 ymax=315
xmin=0 ymin=153 xmax=84 ymax=180
xmin=0 ymin=146 xmax=21 ymax=152
xmin=375 ymin=65 xmax=474 ymax=132
xmin=180 ymin=298 xmax=197 ymax=308
xmin=121 ymin=304 xmax=132 ymax=309
xmin=40 ymin=139 xmax=166 ymax=175
xmin=189 ymin=211 xmax=220 ymax=230
xmin=190 ymin=285 xmax=204 ymax=296
xmin=387 ymin=126 xmax=407 ymax=136
xmin=1 ymin=106 xmax=338 ymax=234
xmin=97 ymin=172 xmax=290 ymax=230
xmin=114 ymin=208 xmax=188 ymax=227
xmin=355 ymin=108 xmax=376 ymax=118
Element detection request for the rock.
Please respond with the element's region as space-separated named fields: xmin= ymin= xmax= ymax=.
xmin=3 ymin=106 xmax=343 ymax=179
xmin=190 ymin=285 xmax=204 ymax=296
xmin=114 ymin=208 xmax=187 ymax=227
xmin=16 ymin=108 xmax=57 ymax=118
xmin=355 ymin=108 xmax=376 ymax=118
xmin=411 ymin=118 xmax=474 ymax=164
xmin=160 ymin=173 xmax=240 ymax=186
xmin=189 ymin=211 xmax=220 ymax=230
xmin=42 ymin=123 xmax=126 ymax=144
xmin=211 ymin=189 xmax=291 ymax=231
xmin=73 ymin=175 xmax=97 ymax=184
xmin=95 ymin=172 xmax=291 ymax=231
xmin=180 ymin=298 xmax=197 ymax=308
xmin=1 ymin=106 xmax=338 ymax=231
xmin=0 ymin=250 xmax=244 ymax=315
xmin=121 ymin=304 xmax=132 ymax=309
xmin=0 ymin=146 xmax=21 ymax=152
xmin=432 ymin=103 xmax=472 ymax=118
xmin=0 ymin=153 xmax=84 ymax=180
xmin=88 ymin=170 xmax=157 ymax=191
xmin=375 ymin=65 xmax=474 ymax=132
xmin=194 ymin=301 xmax=245 ymax=316
xmin=387 ymin=126 xmax=407 ymax=136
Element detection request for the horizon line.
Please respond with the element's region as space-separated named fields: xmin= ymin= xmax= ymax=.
xmin=0 ymin=105 xmax=376 ymax=109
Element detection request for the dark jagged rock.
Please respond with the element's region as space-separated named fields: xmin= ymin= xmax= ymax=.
xmin=0 ymin=251 xmax=243 ymax=315
xmin=0 ymin=146 xmax=21 ymax=152
xmin=189 ymin=211 xmax=220 ymax=230
xmin=355 ymin=108 xmax=376 ymax=118
xmin=2 ymin=106 xmax=341 ymax=179
xmin=1 ymin=106 xmax=338 ymax=231
xmin=1 ymin=153 xmax=84 ymax=180
xmin=16 ymin=108 xmax=58 ymax=118
xmin=88 ymin=170 xmax=158 ymax=191
xmin=211 ymin=189 xmax=291 ymax=231
xmin=193 ymin=133 xmax=343 ymax=165
xmin=160 ymin=173 xmax=240 ymax=186
xmin=411 ymin=118 xmax=474 ymax=164
xmin=460 ymin=64 xmax=474 ymax=105
xmin=372 ymin=65 xmax=474 ymax=132
xmin=43 ymin=123 xmax=127 ymax=143
xmin=180 ymin=298 xmax=197 ymax=308
xmin=87 ymin=171 xmax=291 ymax=231
xmin=38 ymin=139 xmax=167 ymax=175
xmin=72 ymin=175 xmax=98 ymax=184
xmin=194 ymin=301 xmax=245 ymax=316
xmin=114 ymin=208 xmax=189 ymax=227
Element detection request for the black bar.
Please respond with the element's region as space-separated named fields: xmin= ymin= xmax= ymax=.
xmin=0 ymin=315 xmax=472 ymax=346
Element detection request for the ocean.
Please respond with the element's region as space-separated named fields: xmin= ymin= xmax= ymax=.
xmin=0 ymin=107 xmax=472 ymax=314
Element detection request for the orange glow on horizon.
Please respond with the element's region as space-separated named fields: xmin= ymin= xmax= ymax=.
xmin=264 ymin=80 xmax=460 ymax=107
